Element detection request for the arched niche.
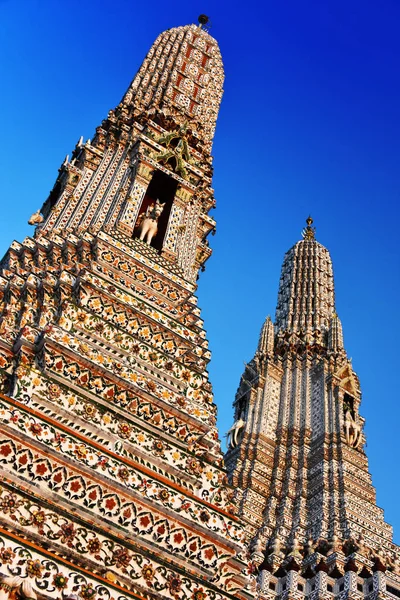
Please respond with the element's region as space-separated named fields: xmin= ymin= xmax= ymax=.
xmin=343 ymin=393 xmax=355 ymax=418
xmin=134 ymin=170 xmax=178 ymax=251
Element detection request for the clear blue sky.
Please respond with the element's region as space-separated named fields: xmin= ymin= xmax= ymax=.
xmin=1 ymin=0 xmax=400 ymax=542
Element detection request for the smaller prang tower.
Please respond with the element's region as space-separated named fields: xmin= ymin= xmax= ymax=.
xmin=225 ymin=218 xmax=400 ymax=599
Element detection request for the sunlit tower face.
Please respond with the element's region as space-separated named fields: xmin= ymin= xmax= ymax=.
xmin=0 ymin=18 xmax=252 ymax=600
xmin=34 ymin=20 xmax=224 ymax=283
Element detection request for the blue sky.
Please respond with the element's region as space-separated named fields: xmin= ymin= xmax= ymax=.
xmin=1 ymin=0 xmax=400 ymax=542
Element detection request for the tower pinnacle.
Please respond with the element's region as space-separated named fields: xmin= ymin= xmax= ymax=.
xmin=301 ymin=214 xmax=316 ymax=240
xmin=257 ymin=315 xmax=274 ymax=356
xmin=25 ymin=22 xmax=224 ymax=282
xmin=198 ymin=14 xmax=210 ymax=28
xmin=275 ymin=225 xmax=335 ymax=335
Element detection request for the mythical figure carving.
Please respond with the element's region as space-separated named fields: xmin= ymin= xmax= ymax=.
xmin=137 ymin=199 xmax=165 ymax=244
xmin=268 ymin=537 xmax=283 ymax=558
xmin=226 ymin=417 xmax=245 ymax=449
xmin=288 ymin=538 xmax=302 ymax=558
xmin=28 ymin=210 xmax=44 ymax=225
xmin=156 ymin=124 xmax=192 ymax=179
xmin=0 ymin=576 xmax=36 ymax=600
xmin=344 ymin=408 xmax=362 ymax=449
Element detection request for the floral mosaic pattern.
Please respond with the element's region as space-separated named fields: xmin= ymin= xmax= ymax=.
xmin=96 ymin=240 xmax=187 ymax=306
xmin=47 ymin=327 xmax=210 ymax=409
xmin=28 ymin=377 xmax=224 ymax=479
xmin=16 ymin=367 xmax=215 ymax=450
xmin=58 ymin=303 xmax=208 ymax=390
xmin=0 ymin=404 xmax=241 ymax=536
xmin=81 ymin=270 xmax=199 ymax=345
xmin=97 ymin=231 xmax=196 ymax=292
xmin=0 ymin=532 xmax=242 ymax=600
xmin=38 ymin=348 xmax=215 ymax=431
xmin=94 ymin=260 xmax=202 ymax=331
xmin=0 ymin=483 xmax=228 ymax=572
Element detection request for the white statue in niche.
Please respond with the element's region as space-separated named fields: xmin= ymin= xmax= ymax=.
xmin=137 ymin=199 xmax=165 ymax=245
xmin=226 ymin=416 xmax=245 ymax=449
xmin=0 ymin=576 xmax=37 ymax=600
xmin=344 ymin=408 xmax=362 ymax=449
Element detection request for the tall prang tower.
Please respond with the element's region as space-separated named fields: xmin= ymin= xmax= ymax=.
xmin=0 ymin=18 xmax=252 ymax=600
xmin=225 ymin=218 xmax=400 ymax=598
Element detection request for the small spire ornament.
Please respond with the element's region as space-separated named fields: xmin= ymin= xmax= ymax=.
xmin=198 ymin=14 xmax=210 ymax=29
xmin=302 ymin=215 xmax=316 ymax=240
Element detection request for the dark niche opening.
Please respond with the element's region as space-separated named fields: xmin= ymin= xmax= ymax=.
xmin=42 ymin=179 xmax=64 ymax=217
xmin=235 ymin=393 xmax=248 ymax=422
xmin=134 ymin=170 xmax=178 ymax=251
xmin=343 ymin=393 xmax=355 ymax=418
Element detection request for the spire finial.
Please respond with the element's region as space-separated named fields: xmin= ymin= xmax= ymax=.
xmin=302 ymin=215 xmax=316 ymax=240
xmin=198 ymin=14 xmax=210 ymax=30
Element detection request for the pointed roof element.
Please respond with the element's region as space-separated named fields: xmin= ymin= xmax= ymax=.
xmin=328 ymin=313 xmax=345 ymax=353
xmin=258 ymin=316 xmax=274 ymax=355
xmin=301 ymin=215 xmax=316 ymax=240
xmin=275 ymin=220 xmax=335 ymax=335
xmin=122 ymin=22 xmax=224 ymax=152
